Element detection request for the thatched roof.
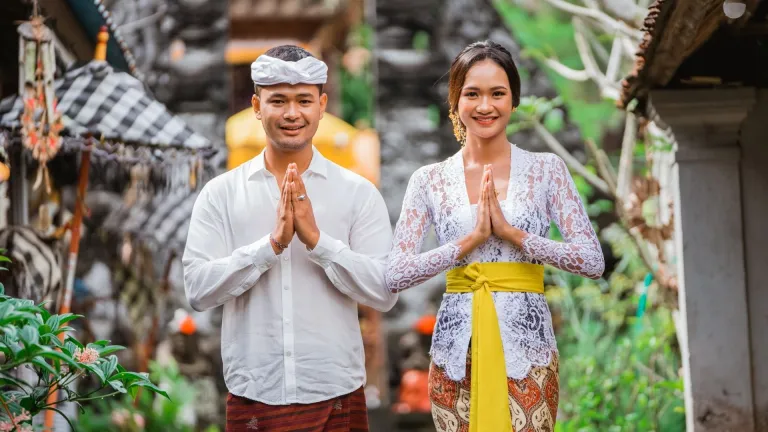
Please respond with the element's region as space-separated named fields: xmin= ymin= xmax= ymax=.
xmin=619 ymin=0 xmax=763 ymax=109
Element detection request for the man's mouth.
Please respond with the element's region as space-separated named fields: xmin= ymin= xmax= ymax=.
xmin=280 ymin=124 xmax=305 ymax=135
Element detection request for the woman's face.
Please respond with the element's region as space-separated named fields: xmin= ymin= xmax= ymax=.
xmin=456 ymin=59 xmax=514 ymax=142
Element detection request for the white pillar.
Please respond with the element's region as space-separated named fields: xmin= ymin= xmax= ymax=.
xmin=739 ymin=89 xmax=768 ymax=431
xmin=651 ymin=88 xmax=757 ymax=432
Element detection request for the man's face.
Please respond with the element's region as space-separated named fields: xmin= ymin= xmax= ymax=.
xmin=252 ymin=84 xmax=327 ymax=152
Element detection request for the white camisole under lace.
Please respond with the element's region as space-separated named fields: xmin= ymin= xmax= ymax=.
xmin=385 ymin=144 xmax=605 ymax=381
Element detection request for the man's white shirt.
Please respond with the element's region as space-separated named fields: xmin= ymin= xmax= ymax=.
xmin=182 ymin=147 xmax=397 ymax=404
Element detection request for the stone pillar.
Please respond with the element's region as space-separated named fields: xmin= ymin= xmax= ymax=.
xmin=651 ymin=88 xmax=757 ymax=432
xmin=739 ymin=89 xmax=768 ymax=432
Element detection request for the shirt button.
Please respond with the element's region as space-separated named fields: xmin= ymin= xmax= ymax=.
xmin=286 ymin=351 xmax=292 ymax=357
xmin=285 ymin=319 xmax=290 ymax=324
xmin=283 ymin=256 xmax=289 ymax=261
xmin=284 ymin=285 xmax=289 ymax=290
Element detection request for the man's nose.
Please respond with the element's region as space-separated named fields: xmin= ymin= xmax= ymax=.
xmin=283 ymin=102 xmax=300 ymax=119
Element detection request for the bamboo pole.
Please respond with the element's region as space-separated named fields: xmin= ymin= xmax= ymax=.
xmin=43 ymin=25 xmax=107 ymax=431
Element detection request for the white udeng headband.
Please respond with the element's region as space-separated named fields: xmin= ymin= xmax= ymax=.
xmin=250 ymin=55 xmax=328 ymax=86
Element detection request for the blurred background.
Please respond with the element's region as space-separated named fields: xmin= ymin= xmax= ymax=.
xmin=1 ymin=0 xmax=767 ymax=431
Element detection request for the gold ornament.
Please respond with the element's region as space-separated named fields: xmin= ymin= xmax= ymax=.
xmin=449 ymin=110 xmax=466 ymax=145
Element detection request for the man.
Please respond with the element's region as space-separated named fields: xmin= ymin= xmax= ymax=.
xmin=182 ymin=45 xmax=397 ymax=431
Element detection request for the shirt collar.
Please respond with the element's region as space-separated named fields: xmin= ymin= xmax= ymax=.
xmin=247 ymin=146 xmax=328 ymax=180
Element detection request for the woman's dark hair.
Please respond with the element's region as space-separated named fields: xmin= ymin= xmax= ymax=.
xmin=447 ymin=40 xmax=521 ymax=112
xmin=254 ymin=45 xmax=324 ymax=94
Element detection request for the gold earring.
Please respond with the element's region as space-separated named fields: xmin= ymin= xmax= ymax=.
xmin=449 ymin=111 xmax=467 ymax=146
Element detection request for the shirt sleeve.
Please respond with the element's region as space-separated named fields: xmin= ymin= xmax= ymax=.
xmin=385 ymin=168 xmax=461 ymax=292
xmin=521 ymin=154 xmax=605 ymax=279
xmin=182 ymin=186 xmax=279 ymax=311
xmin=307 ymin=183 xmax=398 ymax=312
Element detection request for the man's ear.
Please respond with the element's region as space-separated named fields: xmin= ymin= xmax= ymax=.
xmin=319 ymin=92 xmax=328 ymax=119
xmin=251 ymin=94 xmax=262 ymax=120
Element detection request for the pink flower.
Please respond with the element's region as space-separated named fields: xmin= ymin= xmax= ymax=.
xmin=132 ymin=413 xmax=145 ymax=429
xmin=0 ymin=410 xmax=32 ymax=431
xmin=74 ymin=347 xmax=99 ymax=364
xmin=111 ymin=409 xmax=129 ymax=426
xmin=13 ymin=410 xmax=30 ymax=423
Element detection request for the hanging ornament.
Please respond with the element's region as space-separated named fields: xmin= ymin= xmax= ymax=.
xmin=17 ymin=6 xmax=63 ymax=194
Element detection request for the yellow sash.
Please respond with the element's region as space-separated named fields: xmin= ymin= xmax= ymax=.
xmin=445 ymin=262 xmax=545 ymax=432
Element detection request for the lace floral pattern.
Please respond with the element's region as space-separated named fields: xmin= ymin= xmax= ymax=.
xmin=386 ymin=144 xmax=604 ymax=381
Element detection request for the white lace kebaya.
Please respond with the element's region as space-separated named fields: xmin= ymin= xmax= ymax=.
xmin=385 ymin=144 xmax=605 ymax=381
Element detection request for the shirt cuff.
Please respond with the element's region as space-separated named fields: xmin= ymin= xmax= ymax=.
xmin=238 ymin=233 xmax=280 ymax=273
xmin=307 ymin=230 xmax=346 ymax=268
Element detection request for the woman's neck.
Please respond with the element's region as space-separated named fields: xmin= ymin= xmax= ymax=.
xmin=462 ymin=133 xmax=510 ymax=166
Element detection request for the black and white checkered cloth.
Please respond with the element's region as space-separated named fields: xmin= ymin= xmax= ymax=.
xmin=0 ymin=226 xmax=63 ymax=303
xmin=102 ymin=189 xmax=199 ymax=252
xmin=0 ymin=61 xmax=210 ymax=150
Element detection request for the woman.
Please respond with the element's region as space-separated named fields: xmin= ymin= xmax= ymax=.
xmin=386 ymin=40 xmax=605 ymax=432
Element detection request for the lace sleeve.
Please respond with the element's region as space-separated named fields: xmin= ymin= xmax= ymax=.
xmin=386 ymin=168 xmax=461 ymax=292
xmin=521 ymin=154 xmax=605 ymax=279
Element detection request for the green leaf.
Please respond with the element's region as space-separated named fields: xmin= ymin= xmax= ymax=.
xmin=20 ymin=324 xmax=39 ymax=347
xmin=412 ymin=30 xmax=430 ymax=51
xmin=38 ymin=348 xmax=79 ymax=369
xmin=19 ymin=395 xmax=36 ymax=413
xmin=82 ymin=363 xmax=107 ymax=384
xmin=543 ymin=108 xmax=565 ymax=133
xmin=89 ymin=340 xmax=110 ymax=348
xmin=107 ymin=378 xmax=126 ymax=394
xmin=127 ymin=380 xmax=170 ymax=400
xmin=65 ymin=336 xmax=84 ymax=350
xmin=0 ymin=371 xmax=33 ymax=389
xmin=0 ymin=256 xmax=11 ymax=263
xmin=63 ymin=342 xmax=77 ymax=356
xmin=37 ymin=324 xmax=53 ymax=336
xmin=45 ymin=315 xmax=61 ymax=332
xmin=96 ymin=345 xmax=125 ymax=357
xmin=31 ymin=357 xmax=57 ymax=376
xmin=109 ymin=371 xmax=149 ymax=384
xmin=57 ymin=313 xmax=82 ymax=325
xmin=53 ymin=326 xmax=74 ymax=335
xmin=99 ymin=355 xmax=118 ymax=378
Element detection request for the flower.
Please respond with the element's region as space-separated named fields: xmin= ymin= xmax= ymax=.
xmin=74 ymin=347 xmax=99 ymax=364
xmin=132 ymin=413 xmax=145 ymax=429
xmin=111 ymin=409 xmax=129 ymax=426
xmin=13 ymin=410 xmax=30 ymax=423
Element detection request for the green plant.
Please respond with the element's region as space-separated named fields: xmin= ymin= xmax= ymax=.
xmin=0 ymin=255 xmax=168 ymax=431
xmin=545 ymin=226 xmax=685 ymax=431
xmin=341 ymin=23 xmax=375 ymax=128
xmin=76 ymin=360 xmax=215 ymax=432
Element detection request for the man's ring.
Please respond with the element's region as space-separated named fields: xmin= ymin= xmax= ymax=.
xmin=297 ymin=194 xmax=306 ymax=201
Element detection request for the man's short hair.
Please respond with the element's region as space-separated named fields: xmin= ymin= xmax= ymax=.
xmin=253 ymin=45 xmax=324 ymax=95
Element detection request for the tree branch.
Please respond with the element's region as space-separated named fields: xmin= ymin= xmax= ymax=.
xmin=616 ymin=112 xmax=637 ymax=201
xmin=541 ymin=0 xmax=644 ymax=39
xmin=605 ymin=36 xmax=623 ymax=82
xmin=572 ymin=18 xmax=621 ymax=100
xmin=584 ymin=138 xmax=617 ymax=193
xmin=530 ymin=120 xmax=611 ymax=195
xmin=541 ymin=58 xmax=591 ymax=81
